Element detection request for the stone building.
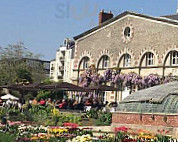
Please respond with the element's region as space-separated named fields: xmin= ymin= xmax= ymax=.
xmin=72 ymin=10 xmax=178 ymax=84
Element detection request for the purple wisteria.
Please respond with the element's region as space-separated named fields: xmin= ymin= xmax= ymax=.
xmin=79 ymin=66 xmax=173 ymax=89
xmin=142 ymin=74 xmax=161 ymax=87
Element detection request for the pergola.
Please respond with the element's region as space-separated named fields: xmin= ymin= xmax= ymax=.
xmin=85 ymin=84 xmax=119 ymax=91
xmin=0 ymin=82 xmax=87 ymax=92
xmin=19 ymin=83 xmax=44 ymax=91
xmin=0 ymin=84 xmax=24 ymax=91
xmin=40 ymin=82 xmax=87 ymax=92
xmin=85 ymin=84 xmax=120 ymax=102
xmin=0 ymin=83 xmax=120 ymax=102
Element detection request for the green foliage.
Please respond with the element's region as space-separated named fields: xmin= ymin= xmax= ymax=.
xmin=0 ymin=42 xmax=46 ymax=85
xmin=0 ymin=107 xmax=7 ymax=120
xmin=116 ymin=131 xmax=125 ymax=141
xmin=33 ymin=110 xmax=48 ymax=122
xmin=0 ymin=132 xmax=15 ymax=142
xmin=28 ymin=105 xmax=49 ymax=123
xmin=156 ymin=134 xmax=171 ymax=142
xmin=42 ymin=78 xmax=55 ymax=84
xmin=44 ymin=119 xmax=55 ymax=126
xmin=10 ymin=90 xmax=21 ymax=98
xmin=14 ymin=68 xmax=32 ymax=84
xmin=7 ymin=108 xmax=20 ymax=116
xmin=84 ymin=109 xmax=98 ymax=119
xmin=45 ymin=105 xmax=53 ymax=113
xmin=36 ymin=90 xmax=64 ymax=101
xmin=99 ymin=133 xmax=115 ymax=142
xmin=36 ymin=90 xmax=51 ymax=101
xmin=0 ymin=104 xmax=82 ymax=126
xmin=51 ymin=110 xmax=82 ymax=126
xmin=96 ymin=112 xmax=112 ymax=126
xmin=58 ymin=113 xmax=82 ymax=123
xmin=84 ymin=109 xmax=112 ymax=126
xmin=24 ymin=92 xmax=34 ymax=100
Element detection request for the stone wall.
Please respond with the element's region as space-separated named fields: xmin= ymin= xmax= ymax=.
xmin=73 ymin=13 xmax=178 ymax=78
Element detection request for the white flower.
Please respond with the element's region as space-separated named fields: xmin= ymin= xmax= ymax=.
xmin=66 ymin=139 xmax=72 ymax=142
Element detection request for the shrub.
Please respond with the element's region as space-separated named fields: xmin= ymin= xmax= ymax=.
xmin=0 ymin=132 xmax=15 ymax=142
xmin=36 ymin=90 xmax=51 ymax=101
xmin=44 ymin=119 xmax=55 ymax=126
xmin=24 ymin=92 xmax=34 ymax=100
xmin=96 ymin=112 xmax=112 ymax=126
xmin=84 ymin=109 xmax=112 ymax=126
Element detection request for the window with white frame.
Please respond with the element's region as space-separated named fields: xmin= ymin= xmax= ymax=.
xmin=82 ymin=57 xmax=90 ymax=69
xmin=102 ymin=55 xmax=110 ymax=68
xmin=146 ymin=52 xmax=154 ymax=66
xmin=171 ymin=51 xmax=178 ymax=65
xmin=124 ymin=54 xmax=131 ymax=67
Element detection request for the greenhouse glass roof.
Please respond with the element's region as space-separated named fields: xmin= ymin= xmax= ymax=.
xmin=117 ymin=82 xmax=178 ymax=113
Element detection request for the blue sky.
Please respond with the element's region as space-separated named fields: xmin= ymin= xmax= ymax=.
xmin=0 ymin=0 xmax=176 ymax=60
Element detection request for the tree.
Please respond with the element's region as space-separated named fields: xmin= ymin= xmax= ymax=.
xmin=0 ymin=42 xmax=47 ymax=85
xmin=13 ymin=68 xmax=32 ymax=84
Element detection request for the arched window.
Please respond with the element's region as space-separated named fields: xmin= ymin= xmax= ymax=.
xmin=79 ymin=57 xmax=90 ymax=70
xmin=124 ymin=54 xmax=131 ymax=67
xmin=98 ymin=55 xmax=110 ymax=69
xmin=146 ymin=52 xmax=154 ymax=66
xmin=83 ymin=57 xmax=90 ymax=69
xmin=171 ymin=51 xmax=178 ymax=65
xmin=103 ymin=56 xmax=110 ymax=68
xmin=140 ymin=52 xmax=154 ymax=67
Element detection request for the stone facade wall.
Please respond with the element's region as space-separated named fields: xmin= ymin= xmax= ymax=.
xmin=73 ymin=14 xmax=178 ymax=78
xmin=112 ymin=112 xmax=178 ymax=127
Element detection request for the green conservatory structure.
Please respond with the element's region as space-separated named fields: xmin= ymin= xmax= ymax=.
xmin=117 ymin=81 xmax=178 ymax=113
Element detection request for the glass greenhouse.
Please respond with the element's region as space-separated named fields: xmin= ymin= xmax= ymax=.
xmin=117 ymin=82 xmax=178 ymax=113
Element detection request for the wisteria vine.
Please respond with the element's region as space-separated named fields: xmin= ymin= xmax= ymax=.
xmin=79 ymin=65 xmax=173 ymax=90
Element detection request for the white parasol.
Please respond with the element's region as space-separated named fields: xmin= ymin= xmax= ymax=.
xmin=1 ymin=94 xmax=19 ymax=100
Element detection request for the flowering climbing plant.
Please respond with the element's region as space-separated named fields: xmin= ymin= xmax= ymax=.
xmin=78 ymin=65 xmax=174 ymax=90
xmin=142 ymin=74 xmax=161 ymax=88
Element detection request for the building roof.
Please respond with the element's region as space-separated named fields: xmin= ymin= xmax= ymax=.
xmin=117 ymin=82 xmax=178 ymax=114
xmin=122 ymin=81 xmax=178 ymax=103
xmin=50 ymin=59 xmax=56 ymax=62
xmin=162 ymin=14 xmax=178 ymax=21
xmin=73 ymin=11 xmax=178 ymax=40
xmin=22 ymin=58 xmax=50 ymax=63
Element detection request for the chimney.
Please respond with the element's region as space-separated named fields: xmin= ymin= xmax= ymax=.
xmin=99 ymin=10 xmax=113 ymax=25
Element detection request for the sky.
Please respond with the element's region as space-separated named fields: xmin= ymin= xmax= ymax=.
xmin=0 ymin=0 xmax=177 ymax=60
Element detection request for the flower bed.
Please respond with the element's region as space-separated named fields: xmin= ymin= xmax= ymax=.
xmin=114 ymin=126 xmax=174 ymax=142
xmin=0 ymin=122 xmax=176 ymax=141
xmin=0 ymin=121 xmax=114 ymax=142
